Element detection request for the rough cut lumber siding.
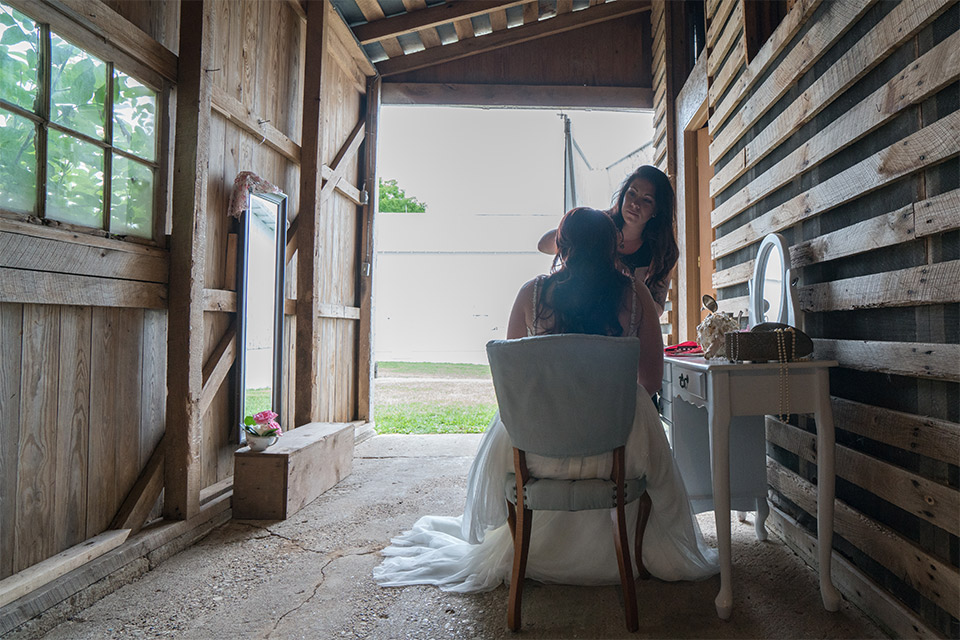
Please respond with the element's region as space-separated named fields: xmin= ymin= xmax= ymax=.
xmin=699 ymin=0 xmax=959 ymax=635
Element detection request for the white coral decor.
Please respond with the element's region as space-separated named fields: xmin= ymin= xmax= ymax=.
xmin=696 ymin=312 xmax=739 ymax=359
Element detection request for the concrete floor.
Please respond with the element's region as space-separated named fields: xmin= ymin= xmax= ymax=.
xmin=28 ymin=434 xmax=885 ymax=639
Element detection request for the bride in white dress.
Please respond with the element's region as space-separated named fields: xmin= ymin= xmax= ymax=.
xmin=374 ymin=208 xmax=719 ymax=592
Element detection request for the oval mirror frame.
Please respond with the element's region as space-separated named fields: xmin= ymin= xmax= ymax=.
xmin=748 ymin=233 xmax=799 ymax=328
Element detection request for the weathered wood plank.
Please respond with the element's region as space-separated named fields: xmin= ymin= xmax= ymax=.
xmin=110 ymin=437 xmax=164 ymax=534
xmin=707 ymin=0 xmax=742 ymax=78
xmin=706 ymin=0 xmax=722 ymax=20
xmin=767 ymin=505 xmax=940 ymax=639
xmin=0 ymin=304 xmax=22 ymax=579
xmin=712 ymin=111 xmax=960 ymax=259
xmin=709 ymin=0 xmax=873 ymax=163
xmin=791 ymin=204 xmax=914 ymax=269
xmin=165 ymin=0 xmax=213 ymax=520
xmin=799 ymin=261 xmax=960 ymax=312
xmin=0 ymin=231 xmax=168 ymax=284
xmin=0 ymin=530 xmax=130 ymax=609
xmin=0 ymin=268 xmax=166 ymax=309
xmin=813 ymin=338 xmax=959 ymax=381
xmin=716 ymin=293 xmax=748 ymax=318
xmin=86 ymin=309 xmax=119 ymax=539
xmin=114 ymin=309 xmax=144 ymax=517
xmin=320 ymin=165 xmax=363 ymax=204
xmin=712 ymin=259 xmax=754 ymax=290
xmin=377 ymin=0 xmax=651 ymax=76
xmin=55 ymin=306 xmax=90 ymax=552
xmin=357 ymin=75 xmax=380 ymax=422
xmin=914 ymin=188 xmax=960 ymax=237
xmin=711 ymin=0 xmax=957 ymax=200
xmin=15 ymin=305 xmax=60 ymax=571
xmin=709 ymin=0 xmax=823 ymax=133
xmin=319 ymin=118 xmax=366 ymax=204
xmin=831 ymin=397 xmax=960 ymax=467
xmin=767 ymin=419 xmax=959 ymax=537
xmin=708 ymin=35 xmax=744 ymax=105
xmin=0 ymin=218 xmax=167 ymax=259
xmin=706 ymin=0 xmax=736 ymax=48
xmin=766 ymin=458 xmax=959 ymax=619
xmin=210 ymin=84 xmax=301 ymax=162
xmin=139 ymin=310 xmax=166 ymax=469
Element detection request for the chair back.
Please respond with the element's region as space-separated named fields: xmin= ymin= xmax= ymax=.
xmin=486 ymin=334 xmax=640 ymax=458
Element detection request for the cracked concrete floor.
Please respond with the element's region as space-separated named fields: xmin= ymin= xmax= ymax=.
xmin=33 ymin=434 xmax=884 ymax=640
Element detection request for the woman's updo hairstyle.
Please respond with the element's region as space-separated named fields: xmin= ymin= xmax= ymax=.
xmin=541 ymin=208 xmax=631 ymax=336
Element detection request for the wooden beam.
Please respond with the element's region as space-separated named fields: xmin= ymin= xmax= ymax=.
xmin=321 ymin=165 xmax=364 ymax=205
xmin=706 ymin=0 xmax=736 ymax=48
xmin=812 ymin=338 xmax=959 ymax=381
xmin=799 ymin=261 xmax=960 ymax=312
xmin=317 ymin=303 xmax=361 ymax=320
xmin=287 ymin=0 xmax=307 ymax=21
xmin=767 ymin=419 xmax=960 ymax=537
xmin=295 ymin=0 xmax=329 ymax=426
xmin=357 ymin=75 xmax=380 ymax=422
xmin=164 ymin=0 xmax=213 ymax=521
xmin=319 ymin=118 xmax=366 ymax=204
xmin=0 ymin=530 xmax=130 ymax=609
xmin=830 ymin=397 xmax=960 ymax=467
xmin=915 ymin=189 xmax=960 ymax=237
xmin=353 ymin=0 xmax=405 ymax=61
xmin=0 ymin=267 xmax=166 ymax=308
xmin=382 ymin=82 xmax=654 ymax=108
xmin=767 ymin=462 xmax=956 ymax=628
xmin=377 ymin=0 xmax=651 ymax=76
xmin=711 ymin=0 xmax=957 ymax=200
xmin=202 ymin=288 xmax=237 ymax=312
xmin=199 ymin=324 xmax=237 ymax=417
xmin=211 ymin=85 xmax=301 ymax=163
xmin=401 ymin=0 xmax=443 ymax=48
xmin=712 ymin=111 xmax=960 ymax=259
xmin=706 ymin=0 xmax=742 ymax=78
xmin=109 ymin=436 xmax=164 ymax=533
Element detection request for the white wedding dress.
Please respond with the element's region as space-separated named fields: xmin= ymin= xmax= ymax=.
xmin=373 ymin=389 xmax=719 ymax=592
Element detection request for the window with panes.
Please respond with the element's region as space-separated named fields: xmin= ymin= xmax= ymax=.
xmin=0 ymin=3 xmax=159 ymax=240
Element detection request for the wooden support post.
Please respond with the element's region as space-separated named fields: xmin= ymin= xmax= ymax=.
xmin=357 ymin=75 xmax=381 ymax=421
xmin=295 ymin=0 xmax=329 ymax=427
xmin=165 ymin=0 xmax=213 ymax=520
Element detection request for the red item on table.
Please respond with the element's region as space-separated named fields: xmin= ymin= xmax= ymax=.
xmin=664 ymin=340 xmax=703 ymax=355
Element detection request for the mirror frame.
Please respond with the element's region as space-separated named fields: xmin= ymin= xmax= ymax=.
xmin=748 ymin=233 xmax=799 ymax=328
xmin=236 ymin=190 xmax=288 ymax=442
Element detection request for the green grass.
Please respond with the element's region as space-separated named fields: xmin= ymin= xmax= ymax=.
xmin=374 ymin=402 xmax=497 ymax=434
xmin=244 ymin=388 xmax=272 ymax=417
xmin=376 ymin=361 xmax=491 ymax=379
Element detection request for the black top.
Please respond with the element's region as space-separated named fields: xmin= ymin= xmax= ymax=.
xmin=619 ymin=242 xmax=652 ymax=271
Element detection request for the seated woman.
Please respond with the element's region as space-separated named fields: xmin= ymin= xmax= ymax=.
xmin=373 ymin=208 xmax=718 ymax=593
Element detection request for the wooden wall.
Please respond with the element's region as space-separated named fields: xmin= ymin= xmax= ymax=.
xmin=654 ymin=0 xmax=959 ymax=635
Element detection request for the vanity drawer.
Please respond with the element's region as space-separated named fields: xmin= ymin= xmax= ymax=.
xmin=674 ymin=368 xmax=707 ymax=403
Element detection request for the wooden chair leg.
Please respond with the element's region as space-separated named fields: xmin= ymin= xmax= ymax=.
xmin=507 ymin=506 xmax=532 ymax=631
xmin=635 ymin=491 xmax=652 ymax=580
xmin=612 ymin=502 xmax=638 ymax=632
xmin=507 ymin=499 xmax=516 ymax=539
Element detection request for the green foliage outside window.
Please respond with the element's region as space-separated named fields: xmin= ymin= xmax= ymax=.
xmin=378 ymin=177 xmax=427 ymax=213
xmin=0 ymin=3 xmax=157 ymax=239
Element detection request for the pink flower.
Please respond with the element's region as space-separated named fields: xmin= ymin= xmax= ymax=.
xmin=253 ymin=410 xmax=278 ymax=424
xmin=266 ymin=420 xmax=282 ymax=436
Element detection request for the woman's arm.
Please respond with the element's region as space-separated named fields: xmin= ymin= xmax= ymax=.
xmin=506 ymin=279 xmax=537 ymax=340
xmin=633 ymin=277 xmax=664 ymax=394
xmin=646 ymin=274 xmax=668 ymax=317
xmin=537 ymin=228 xmax=558 ymax=255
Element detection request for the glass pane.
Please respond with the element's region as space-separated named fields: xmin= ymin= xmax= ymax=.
xmin=0 ymin=108 xmax=36 ymax=213
xmin=0 ymin=4 xmax=40 ymax=111
xmin=110 ymin=154 xmax=153 ymax=238
xmin=113 ymin=70 xmax=156 ymax=161
xmin=46 ymin=129 xmax=103 ymax=226
xmin=50 ymin=31 xmax=106 ymax=140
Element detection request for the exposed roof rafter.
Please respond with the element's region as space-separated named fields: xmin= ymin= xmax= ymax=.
xmin=354 ymin=0 xmax=528 ymax=45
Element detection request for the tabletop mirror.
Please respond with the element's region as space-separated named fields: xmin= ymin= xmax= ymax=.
xmin=236 ymin=189 xmax=288 ymax=440
xmin=748 ymin=233 xmax=799 ymax=327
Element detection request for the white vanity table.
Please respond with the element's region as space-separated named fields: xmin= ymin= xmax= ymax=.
xmin=662 ymin=233 xmax=842 ymax=619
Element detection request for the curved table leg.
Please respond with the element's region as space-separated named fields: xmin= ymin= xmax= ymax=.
xmin=709 ymin=374 xmax=733 ymax=620
xmin=755 ymin=498 xmax=769 ymax=541
xmin=815 ymin=369 xmax=842 ymax=612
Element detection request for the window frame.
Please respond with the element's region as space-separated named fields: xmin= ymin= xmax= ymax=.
xmin=0 ymin=1 xmax=169 ymax=246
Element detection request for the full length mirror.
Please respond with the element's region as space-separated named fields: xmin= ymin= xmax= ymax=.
xmin=236 ymin=190 xmax=287 ymax=440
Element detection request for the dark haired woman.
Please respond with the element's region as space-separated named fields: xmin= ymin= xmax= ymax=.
xmin=374 ymin=208 xmax=717 ymax=593
xmin=538 ymin=165 xmax=680 ymax=315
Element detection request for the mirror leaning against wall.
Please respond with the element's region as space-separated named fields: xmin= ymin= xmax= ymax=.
xmin=748 ymin=232 xmax=799 ymax=328
xmin=234 ymin=177 xmax=288 ymax=443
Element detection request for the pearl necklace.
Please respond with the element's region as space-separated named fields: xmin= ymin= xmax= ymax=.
xmin=775 ymin=327 xmax=796 ymax=422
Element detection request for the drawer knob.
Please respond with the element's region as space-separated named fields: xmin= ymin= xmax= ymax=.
xmin=679 ymin=373 xmax=689 ymax=389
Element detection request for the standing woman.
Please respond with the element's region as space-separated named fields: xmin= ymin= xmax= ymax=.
xmin=538 ymin=165 xmax=679 ymax=316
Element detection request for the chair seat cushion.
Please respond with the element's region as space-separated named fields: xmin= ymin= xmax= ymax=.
xmin=505 ymin=473 xmax=647 ymax=511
